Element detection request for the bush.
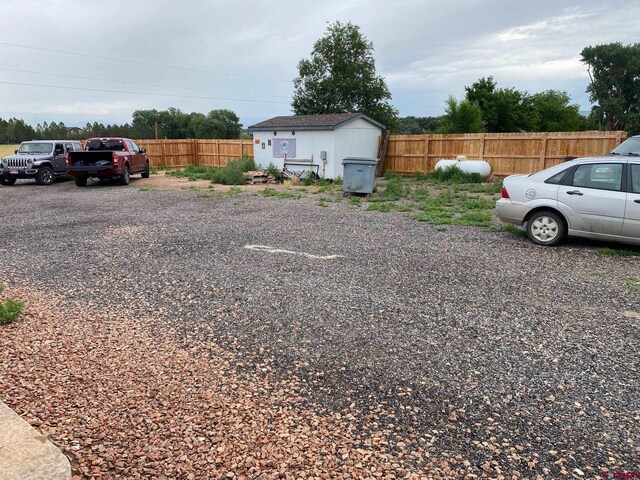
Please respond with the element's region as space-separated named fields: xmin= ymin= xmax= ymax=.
xmin=0 ymin=285 xmax=24 ymax=325
xmin=167 ymin=156 xmax=257 ymax=185
xmin=423 ymin=165 xmax=483 ymax=184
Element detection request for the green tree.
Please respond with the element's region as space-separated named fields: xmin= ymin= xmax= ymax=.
xmin=394 ymin=116 xmax=442 ymax=134
xmin=207 ymin=109 xmax=242 ymax=138
xmin=530 ymin=90 xmax=586 ymax=132
xmin=438 ymin=96 xmax=484 ymax=133
xmin=292 ymin=21 xmax=397 ymax=129
xmin=465 ymin=77 xmax=535 ymax=132
xmin=581 ymin=43 xmax=640 ymax=133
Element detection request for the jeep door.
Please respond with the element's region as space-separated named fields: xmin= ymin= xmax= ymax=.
xmin=53 ymin=143 xmax=66 ymax=173
xmin=622 ymin=162 xmax=640 ymax=239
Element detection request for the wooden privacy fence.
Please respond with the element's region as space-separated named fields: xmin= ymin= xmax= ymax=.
xmin=136 ymin=139 xmax=253 ymax=169
xmin=137 ymin=131 xmax=627 ymax=175
xmin=383 ymin=131 xmax=627 ymax=176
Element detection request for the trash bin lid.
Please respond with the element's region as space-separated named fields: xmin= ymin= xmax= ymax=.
xmin=341 ymin=157 xmax=378 ymax=165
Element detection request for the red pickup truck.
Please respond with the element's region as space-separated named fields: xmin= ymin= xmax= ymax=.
xmin=67 ymin=138 xmax=150 ymax=187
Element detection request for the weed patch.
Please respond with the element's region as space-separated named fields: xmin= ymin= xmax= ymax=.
xmin=262 ymin=188 xmax=300 ymax=199
xmin=0 ymin=285 xmax=24 ymax=325
xmin=168 ymin=157 xmax=256 ymax=185
xmin=597 ymin=247 xmax=640 ymax=257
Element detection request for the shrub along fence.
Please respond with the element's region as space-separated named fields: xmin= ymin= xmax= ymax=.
xmin=383 ymin=131 xmax=626 ymax=176
xmin=137 ymin=131 xmax=626 ymax=175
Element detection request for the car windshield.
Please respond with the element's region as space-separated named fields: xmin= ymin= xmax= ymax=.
xmin=611 ymin=137 xmax=640 ymax=156
xmin=18 ymin=143 xmax=53 ymax=154
xmin=85 ymin=139 xmax=125 ymax=151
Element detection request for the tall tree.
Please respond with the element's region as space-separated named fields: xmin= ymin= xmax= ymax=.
xmin=465 ymin=77 xmax=535 ymax=132
xmin=581 ymin=43 xmax=640 ymax=134
xmin=292 ymin=21 xmax=397 ymax=129
xmin=438 ymin=96 xmax=484 ymax=133
xmin=530 ymin=90 xmax=585 ymax=132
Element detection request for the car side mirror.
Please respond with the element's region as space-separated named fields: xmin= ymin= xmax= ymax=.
xmin=139 ymin=148 xmax=146 ymax=154
xmin=14 ymin=149 xmax=18 ymax=154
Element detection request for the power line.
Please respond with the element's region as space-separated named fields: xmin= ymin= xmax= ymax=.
xmin=0 ymin=66 xmax=291 ymax=100
xmin=0 ymin=80 xmax=292 ymax=105
xmin=0 ymin=42 xmax=291 ymax=83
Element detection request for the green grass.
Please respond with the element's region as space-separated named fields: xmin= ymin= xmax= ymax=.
xmin=167 ymin=156 xmax=256 ymax=185
xmin=597 ymin=247 xmax=640 ymax=257
xmin=367 ymin=202 xmax=413 ymax=213
xmin=589 ymin=271 xmax=607 ymax=277
xmin=262 ymin=188 xmax=300 ymax=199
xmin=317 ymin=198 xmax=328 ymax=207
xmin=497 ymin=224 xmax=528 ymax=238
xmin=624 ymin=277 xmax=640 ymax=291
xmin=349 ymin=196 xmax=361 ymax=207
xmin=138 ymin=187 xmax=156 ymax=192
xmin=0 ymin=285 xmax=24 ymax=325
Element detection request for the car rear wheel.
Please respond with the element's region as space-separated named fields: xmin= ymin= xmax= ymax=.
xmin=74 ymin=176 xmax=87 ymax=187
xmin=35 ymin=166 xmax=55 ymax=185
xmin=120 ymin=165 xmax=131 ymax=185
xmin=527 ymin=211 xmax=565 ymax=246
xmin=0 ymin=176 xmax=16 ymax=186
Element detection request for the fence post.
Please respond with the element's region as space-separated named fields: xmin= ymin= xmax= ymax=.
xmin=161 ymin=140 xmax=167 ymax=168
xmin=479 ymin=134 xmax=485 ymax=160
xmin=192 ymin=139 xmax=198 ymax=166
xmin=423 ymin=136 xmax=429 ymax=172
xmin=214 ymin=140 xmax=220 ymax=167
xmin=539 ymin=134 xmax=548 ymax=171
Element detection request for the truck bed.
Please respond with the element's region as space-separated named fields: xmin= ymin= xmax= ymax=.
xmin=68 ymin=151 xmax=114 ymax=171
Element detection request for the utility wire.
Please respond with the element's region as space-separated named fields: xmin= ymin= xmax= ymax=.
xmin=0 ymin=67 xmax=291 ymax=100
xmin=0 ymin=42 xmax=291 ymax=83
xmin=0 ymin=80 xmax=292 ymax=105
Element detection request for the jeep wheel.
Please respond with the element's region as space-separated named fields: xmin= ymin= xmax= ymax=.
xmin=119 ymin=165 xmax=131 ymax=186
xmin=74 ymin=176 xmax=87 ymax=187
xmin=0 ymin=176 xmax=16 ymax=186
xmin=141 ymin=162 xmax=150 ymax=178
xmin=35 ymin=166 xmax=55 ymax=186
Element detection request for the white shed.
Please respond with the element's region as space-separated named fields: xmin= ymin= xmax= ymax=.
xmin=248 ymin=113 xmax=384 ymax=179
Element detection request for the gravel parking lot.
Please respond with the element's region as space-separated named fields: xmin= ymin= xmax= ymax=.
xmin=1 ymin=175 xmax=638 ymax=478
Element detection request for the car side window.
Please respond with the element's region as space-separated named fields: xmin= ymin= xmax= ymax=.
xmin=65 ymin=143 xmax=73 ymax=152
xmin=545 ymin=168 xmax=570 ymax=184
xmin=632 ymin=164 xmax=640 ymax=194
xmin=130 ymin=140 xmax=140 ymax=152
xmin=571 ymin=163 xmax=623 ymax=191
xmin=125 ymin=140 xmax=136 ymax=152
xmin=54 ymin=143 xmax=64 ymax=154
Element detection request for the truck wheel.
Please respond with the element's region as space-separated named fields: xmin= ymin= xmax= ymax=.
xmin=1 ymin=176 xmax=16 ymax=186
xmin=74 ymin=176 xmax=87 ymax=187
xmin=35 ymin=166 xmax=55 ymax=186
xmin=141 ymin=162 xmax=150 ymax=178
xmin=119 ymin=165 xmax=131 ymax=185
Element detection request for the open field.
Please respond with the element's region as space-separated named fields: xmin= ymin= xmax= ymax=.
xmin=0 ymin=174 xmax=638 ymax=478
xmin=0 ymin=144 xmax=19 ymax=157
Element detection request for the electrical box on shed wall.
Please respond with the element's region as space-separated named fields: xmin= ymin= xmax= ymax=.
xmin=320 ymin=151 xmax=327 ymax=160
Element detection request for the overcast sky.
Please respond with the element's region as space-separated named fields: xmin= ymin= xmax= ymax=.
xmin=0 ymin=0 xmax=638 ymax=130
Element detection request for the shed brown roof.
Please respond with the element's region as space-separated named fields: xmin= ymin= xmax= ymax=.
xmin=248 ymin=113 xmax=384 ymax=130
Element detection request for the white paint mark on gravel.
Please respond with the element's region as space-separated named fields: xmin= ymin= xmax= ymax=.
xmin=244 ymin=244 xmax=343 ymax=260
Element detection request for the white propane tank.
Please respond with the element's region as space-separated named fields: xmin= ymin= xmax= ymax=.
xmin=435 ymin=155 xmax=491 ymax=179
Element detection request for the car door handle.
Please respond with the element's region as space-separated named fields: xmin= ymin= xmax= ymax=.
xmin=566 ymin=190 xmax=583 ymax=196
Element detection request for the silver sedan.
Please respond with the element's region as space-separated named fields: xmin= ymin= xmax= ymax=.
xmin=496 ymin=135 xmax=640 ymax=246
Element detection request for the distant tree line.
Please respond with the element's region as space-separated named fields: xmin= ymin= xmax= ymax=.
xmin=0 ymin=108 xmax=243 ymax=144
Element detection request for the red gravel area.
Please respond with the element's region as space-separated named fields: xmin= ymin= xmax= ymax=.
xmin=0 ymin=286 xmax=457 ymax=479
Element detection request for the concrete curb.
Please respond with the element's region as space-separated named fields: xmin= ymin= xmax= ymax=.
xmin=0 ymin=401 xmax=70 ymax=480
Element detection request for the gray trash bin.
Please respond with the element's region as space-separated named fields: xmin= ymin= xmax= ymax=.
xmin=341 ymin=157 xmax=378 ymax=195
